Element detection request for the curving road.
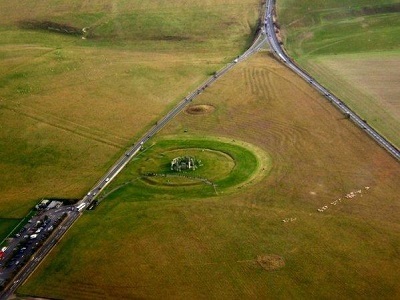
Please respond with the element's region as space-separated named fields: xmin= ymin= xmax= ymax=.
xmin=264 ymin=0 xmax=400 ymax=161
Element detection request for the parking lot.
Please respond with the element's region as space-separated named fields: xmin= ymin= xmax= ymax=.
xmin=0 ymin=204 xmax=72 ymax=292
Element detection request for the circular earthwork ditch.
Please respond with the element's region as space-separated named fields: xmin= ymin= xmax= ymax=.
xmin=185 ymin=104 xmax=215 ymax=115
xmin=131 ymin=137 xmax=271 ymax=198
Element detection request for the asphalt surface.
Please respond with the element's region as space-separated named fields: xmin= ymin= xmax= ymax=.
xmin=264 ymin=0 xmax=400 ymax=161
xmin=0 ymin=18 xmax=267 ymax=300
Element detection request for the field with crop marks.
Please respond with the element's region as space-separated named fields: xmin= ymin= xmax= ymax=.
xmin=0 ymin=0 xmax=261 ymax=217
xmin=276 ymin=0 xmax=400 ymax=147
xmin=19 ymin=52 xmax=400 ymax=299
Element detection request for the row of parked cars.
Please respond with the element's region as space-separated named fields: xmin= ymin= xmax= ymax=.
xmin=0 ymin=212 xmax=68 ymax=290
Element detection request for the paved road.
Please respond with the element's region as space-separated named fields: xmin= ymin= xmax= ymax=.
xmin=264 ymin=0 xmax=400 ymax=161
xmin=0 ymin=19 xmax=268 ymax=300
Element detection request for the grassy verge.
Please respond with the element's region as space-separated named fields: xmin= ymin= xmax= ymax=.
xmin=0 ymin=219 xmax=22 ymax=244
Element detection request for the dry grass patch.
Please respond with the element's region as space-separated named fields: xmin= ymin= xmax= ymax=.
xmin=257 ymin=254 xmax=285 ymax=271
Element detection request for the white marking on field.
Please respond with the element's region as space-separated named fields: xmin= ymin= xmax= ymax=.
xmin=282 ymin=217 xmax=297 ymax=223
xmin=317 ymin=187 xmax=371 ymax=212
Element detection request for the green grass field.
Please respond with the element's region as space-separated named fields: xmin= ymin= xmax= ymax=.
xmin=0 ymin=218 xmax=21 ymax=243
xmin=0 ymin=0 xmax=261 ymax=217
xmin=19 ymin=53 xmax=400 ymax=299
xmin=0 ymin=0 xmax=260 ymax=52
xmin=276 ymin=0 xmax=400 ymax=147
xmin=277 ymin=0 xmax=400 ymax=57
xmin=100 ymin=137 xmax=270 ymax=201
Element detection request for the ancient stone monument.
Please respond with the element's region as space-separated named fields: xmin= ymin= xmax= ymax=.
xmin=171 ymin=156 xmax=198 ymax=172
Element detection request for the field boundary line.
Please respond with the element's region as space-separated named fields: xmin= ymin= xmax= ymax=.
xmin=2 ymin=106 xmax=124 ymax=148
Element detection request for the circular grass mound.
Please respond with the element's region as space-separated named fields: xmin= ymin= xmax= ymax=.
xmin=107 ymin=137 xmax=271 ymax=200
xmin=141 ymin=148 xmax=236 ymax=187
xmin=257 ymin=255 xmax=285 ymax=271
xmin=185 ymin=104 xmax=215 ymax=115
